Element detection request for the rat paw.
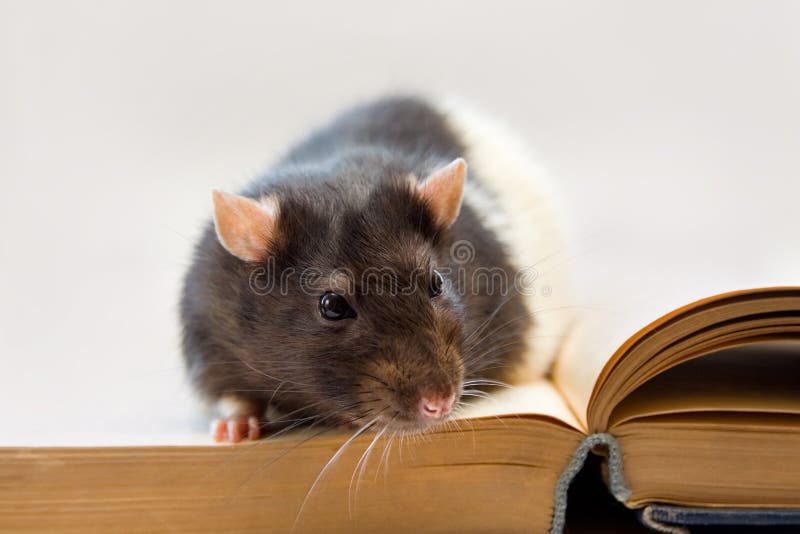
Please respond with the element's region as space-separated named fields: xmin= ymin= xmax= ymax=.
xmin=211 ymin=416 xmax=261 ymax=443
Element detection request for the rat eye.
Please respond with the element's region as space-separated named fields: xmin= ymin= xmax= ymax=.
xmin=429 ymin=269 xmax=445 ymax=297
xmin=319 ymin=292 xmax=356 ymax=321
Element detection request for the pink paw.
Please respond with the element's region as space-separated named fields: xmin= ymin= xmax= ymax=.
xmin=211 ymin=416 xmax=261 ymax=443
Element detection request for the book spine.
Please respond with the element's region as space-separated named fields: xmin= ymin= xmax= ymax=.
xmin=639 ymin=508 xmax=690 ymax=534
xmin=640 ymin=505 xmax=800 ymax=533
xmin=549 ymin=432 xmax=631 ymax=534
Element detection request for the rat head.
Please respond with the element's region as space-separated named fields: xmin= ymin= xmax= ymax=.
xmin=212 ymin=158 xmax=469 ymax=433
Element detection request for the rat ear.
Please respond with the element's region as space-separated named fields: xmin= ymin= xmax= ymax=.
xmin=417 ymin=158 xmax=467 ymax=230
xmin=212 ymin=190 xmax=278 ymax=262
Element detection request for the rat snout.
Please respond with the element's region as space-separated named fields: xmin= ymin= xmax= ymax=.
xmin=368 ymin=334 xmax=465 ymax=430
xmin=419 ymin=392 xmax=455 ymax=419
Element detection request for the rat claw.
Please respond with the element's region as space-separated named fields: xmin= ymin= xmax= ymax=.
xmin=247 ymin=416 xmax=261 ymax=440
xmin=211 ymin=419 xmax=229 ymax=443
xmin=228 ymin=418 xmax=245 ymax=443
xmin=211 ymin=416 xmax=262 ymax=444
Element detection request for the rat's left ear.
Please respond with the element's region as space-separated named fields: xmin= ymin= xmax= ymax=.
xmin=417 ymin=158 xmax=467 ymax=230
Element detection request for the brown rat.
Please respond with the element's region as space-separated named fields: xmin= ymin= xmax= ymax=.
xmin=180 ymin=96 xmax=570 ymax=442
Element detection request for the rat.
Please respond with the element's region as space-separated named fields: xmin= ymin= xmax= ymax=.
xmin=180 ymin=96 xmax=571 ymax=443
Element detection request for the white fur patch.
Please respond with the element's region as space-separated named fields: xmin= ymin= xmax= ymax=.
xmin=218 ymin=395 xmax=262 ymax=418
xmin=436 ymin=98 xmax=574 ymax=380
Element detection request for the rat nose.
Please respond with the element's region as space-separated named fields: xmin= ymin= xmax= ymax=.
xmin=419 ymin=393 xmax=456 ymax=419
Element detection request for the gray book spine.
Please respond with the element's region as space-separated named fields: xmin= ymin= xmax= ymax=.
xmin=549 ymin=432 xmax=631 ymax=534
xmin=640 ymin=505 xmax=800 ymax=533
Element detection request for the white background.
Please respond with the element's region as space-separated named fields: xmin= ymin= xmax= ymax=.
xmin=2 ymin=1 xmax=798 ymax=444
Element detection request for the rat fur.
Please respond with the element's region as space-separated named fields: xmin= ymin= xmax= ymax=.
xmin=180 ymin=96 xmax=571 ymax=439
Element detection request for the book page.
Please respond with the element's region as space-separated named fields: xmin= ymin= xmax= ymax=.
xmin=617 ymin=412 xmax=800 ymax=508
xmin=609 ymin=341 xmax=800 ymax=427
xmin=458 ymin=379 xmax=583 ymax=431
xmin=551 ymin=316 xmax=622 ymax=430
xmin=550 ymin=235 xmax=800 ymax=429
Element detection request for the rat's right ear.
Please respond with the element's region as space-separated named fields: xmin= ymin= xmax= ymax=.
xmin=212 ymin=190 xmax=278 ymax=262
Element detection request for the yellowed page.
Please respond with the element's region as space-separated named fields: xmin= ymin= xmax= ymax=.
xmin=609 ymin=341 xmax=800 ymax=427
xmin=0 ymin=417 xmax=582 ymax=534
xmin=551 ymin=235 xmax=800 ymax=431
xmin=458 ymin=379 xmax=583 ymax=431
xmin=551 ymin=316 xmax=623 ymax=430
xmin=616 ymin=412 xmax=800 ymax=508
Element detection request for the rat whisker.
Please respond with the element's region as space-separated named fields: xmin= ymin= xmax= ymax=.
xmin=266 ymin=412 xmax=339 ymax=442
xmin=268 ymin=397 xmax=350 ymax=426
xmin=292 ymin=417 xmax=380 ymax=533
xmin=461 ymin=388 xmax=489 ymax=397
xmin=376 ymin=427 xmax=398 ymax=482
xmin=349 ymin=421 xmax=388 ymax=517
xmin=356 ymin=372 xmax=397 ymax=393
xmin=456 ymin=400 xmax=513 ymax=430
xmin=462 ymin=294 xmax=517 ymax=347
xmin=460 ymin=392 xmax=491 ymax=401
xmin=226 ymin=424 xmax=337 ymax=503
xmin=268 ymin=381 xmax=285 ymax=405
xmin=229 ymin=353 xmax=318 ymax=388
xmin=462 ymin=340 xmax=526 ymax=368
xmin=467 ymin=363 xmax=513 ymax=375
xmin=460 ymin=391 xmax=491 ymax=400
xmin=224 ymin=402 xmax=374 ymax=499
xmin=455 ymin=415 xmax=477 ymax=451
xmin=185 ymin=396 xmax=355 ymax=492
xmin=358 ymin=373 xmax=388 ymax=387
xmin=462 ymin=378 xmax=513 ymax=388
xmin=463 ymin=314 xmax=527 ymax=353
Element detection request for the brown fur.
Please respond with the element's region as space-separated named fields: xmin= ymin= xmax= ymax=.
xmin=181 ymin=97 xmax=531 ymax=433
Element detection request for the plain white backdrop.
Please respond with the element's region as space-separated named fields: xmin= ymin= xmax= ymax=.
xmin=2 ymin=1 xmax=799 ymax=444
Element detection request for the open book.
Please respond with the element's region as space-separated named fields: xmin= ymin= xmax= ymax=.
xmin=3 ymin=287 xmax=799 ymax=533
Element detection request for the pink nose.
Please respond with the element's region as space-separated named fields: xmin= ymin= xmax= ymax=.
xmin=419 ymin=393 xmax=456 ymax=419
